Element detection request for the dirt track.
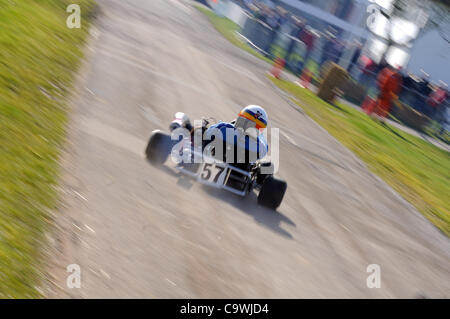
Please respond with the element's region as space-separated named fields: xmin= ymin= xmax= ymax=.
xmin=45 ymin=0 xmax=450 ymax=298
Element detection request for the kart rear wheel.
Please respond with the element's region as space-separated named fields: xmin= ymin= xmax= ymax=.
xmin=257 ymin=176 xmax=287 ymax=210
xmin=145 ymin=130 xmax=172 ymax=166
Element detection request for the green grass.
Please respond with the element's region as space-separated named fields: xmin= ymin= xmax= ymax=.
xmin=195 ymin=5 xmax=273 ymax=65
xmin=0 ymin=0 xmax=95 ymax=297
xmin=424 ymin=120 xmax=450 ymax=145
xmin=269 ymin=77 xmax=450 ymax=236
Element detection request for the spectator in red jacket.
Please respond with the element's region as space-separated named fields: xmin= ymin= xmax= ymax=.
xmin=369 ymin=64 xmax=402 ymax=121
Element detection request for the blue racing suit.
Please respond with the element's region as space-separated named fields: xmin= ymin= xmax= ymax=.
xmin=204 ymin=122 xmax=268 ymax=163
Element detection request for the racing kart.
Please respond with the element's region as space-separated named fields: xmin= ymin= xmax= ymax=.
xmin=145 ymin=115 xmax=287 ymax=210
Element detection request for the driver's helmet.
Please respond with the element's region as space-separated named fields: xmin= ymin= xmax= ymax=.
xmin=235 ymin=105 xmax=268 ymax=136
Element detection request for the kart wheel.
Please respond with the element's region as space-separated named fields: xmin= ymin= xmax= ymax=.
xmin=256 ymin=162 xmax=274 ymax=186
xmin=257 ymin=176 xmax=287 ymax=210
xmin=145 ymin=130 xmax=172 ymax=166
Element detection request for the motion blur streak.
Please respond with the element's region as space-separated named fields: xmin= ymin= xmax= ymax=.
xmin=45 ymin=0 xmax=449 ymax=298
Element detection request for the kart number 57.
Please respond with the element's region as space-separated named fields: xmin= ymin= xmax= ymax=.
xmin=201 ymin=163 xmax=226 ymax=183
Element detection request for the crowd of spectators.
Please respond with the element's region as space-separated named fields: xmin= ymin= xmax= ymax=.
xmin=358 ymin=57 xmax=449 ymax=124
xmin=235 ymin=0 xmax=448 ymax=129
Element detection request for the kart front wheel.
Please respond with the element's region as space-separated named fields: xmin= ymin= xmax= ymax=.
xmin=145 ymin=130 xmax=172 ymax=166
xmin=257 ymin=176 xmax=287 ymax=210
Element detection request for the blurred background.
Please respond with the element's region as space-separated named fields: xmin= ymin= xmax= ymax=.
xmin=206 ymin=0 xmax=450 ymax=136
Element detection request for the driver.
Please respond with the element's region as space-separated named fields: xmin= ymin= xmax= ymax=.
xmin=204 ymin=105 xmax=269 ymax=164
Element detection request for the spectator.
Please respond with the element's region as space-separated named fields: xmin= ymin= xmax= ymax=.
xmin=320 ymin=31 xmax=336 ymax=65
xmin=336 ymin=39 xmax=344 ymax=60
xmin=330 ymin=38 xmax=344 ymax=64
xmin=276 ymin=7 xmax=289 ymax=28
xmin=399 ymin=73 xmax=417 ymax=108
xmin=285 ymin=17 xmax=305 ymax=62
xmin=347 ymin=40 xmax=362 ymax=74
xmin=263 ymin=9 xmax=281 ymax=55
xmin=266 ymin=11 xmax=280 ymax=29
xmin=368 ymin=63 xmax=403 ymax=121
xmin=253 ymin=6 xmax=265 ymax=21
xmin=289 ymin=16 xmax=305 ymax=38
xmin=427 ymin=82 xmax=448 ymax=119
xmin=417 ymin=71 xmax=432 ymax=114
xmin=254 ymin=4 xmax=269 ymax=23
xmin=296 ymin=25 xmax=316 ymax=74
xmin=358 ymin=55 xmax=376 ymax=89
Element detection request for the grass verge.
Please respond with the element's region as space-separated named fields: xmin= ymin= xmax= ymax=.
xmin=269 ymin=77 xmax=449 ymax=236
xmin=0 ymin=0 xmax=95 ymax=297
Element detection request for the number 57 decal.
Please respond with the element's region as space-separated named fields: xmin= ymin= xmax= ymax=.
xmin=201 ymin=163 xmax=226 ymax=183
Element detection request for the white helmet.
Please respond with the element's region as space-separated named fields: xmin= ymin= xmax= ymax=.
xmin=235 ymin=105 xmax=268 ymax=133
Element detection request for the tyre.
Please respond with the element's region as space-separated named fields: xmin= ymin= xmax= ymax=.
xmin=145 ymin=130 xmax=172 ymax=166
xmin=257 ymin=176 xmax=287 ymax=210
xmin=255 ymin=162 xmax=274 ymax=186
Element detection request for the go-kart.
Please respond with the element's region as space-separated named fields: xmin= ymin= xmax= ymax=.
xmin=145 ymin=113 xmax=287 ymax=210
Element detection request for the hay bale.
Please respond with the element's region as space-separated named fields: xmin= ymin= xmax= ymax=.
xmin=317 ymin=63 xmax=349 ymax=103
